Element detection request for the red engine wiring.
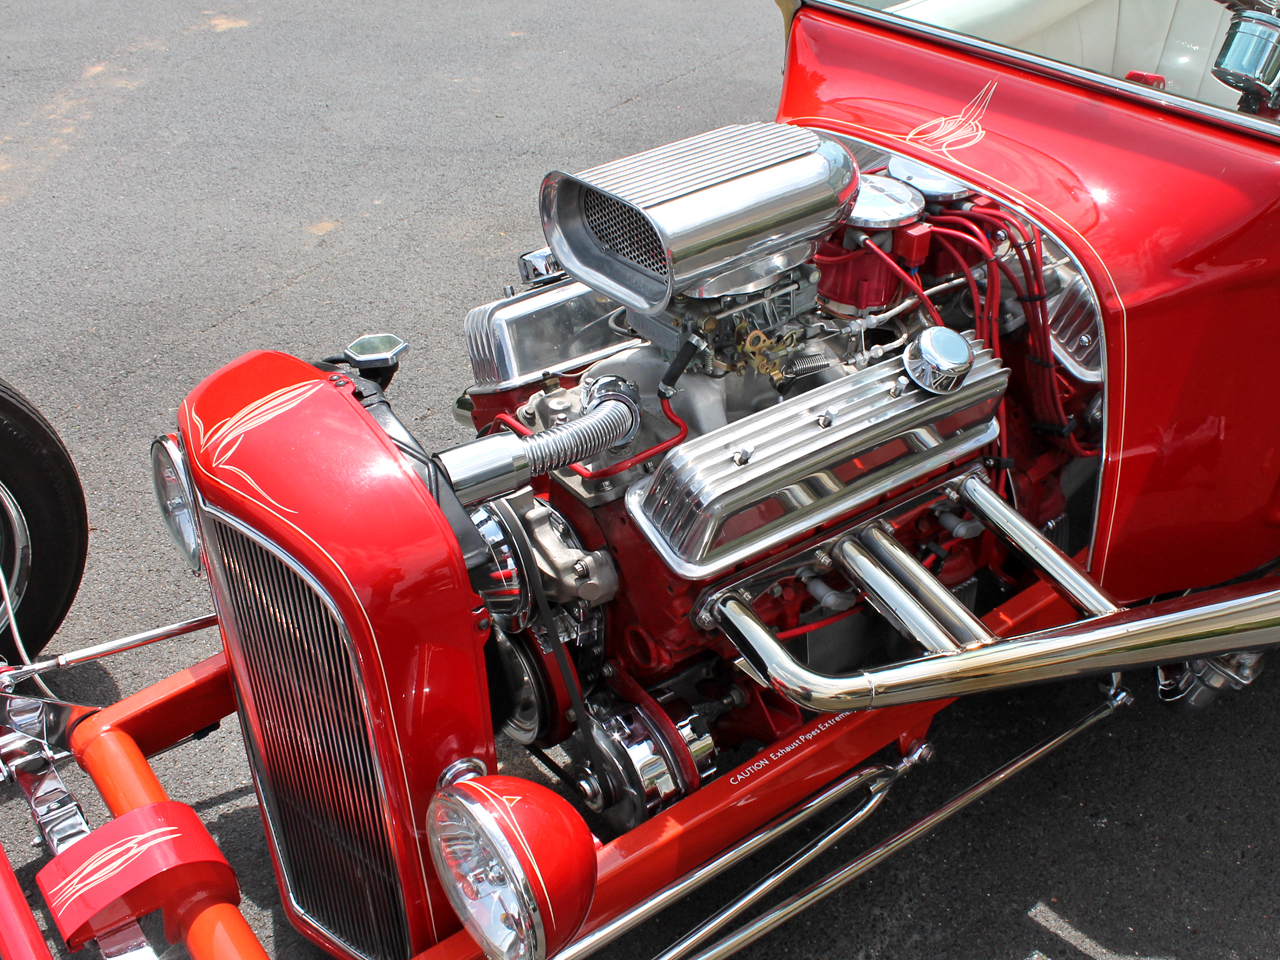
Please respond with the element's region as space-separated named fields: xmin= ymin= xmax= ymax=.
xmin=947 ymin=207 xmax=1099 ymax=459
xmin=857 ymin=238 xmax=946 ymax=326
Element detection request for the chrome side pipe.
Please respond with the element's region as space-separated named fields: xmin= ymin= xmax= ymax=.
xmin=955 ymin=474 xmax=1120 ymax=616
xmin=855 ymin=525 xmax=994 ymax=648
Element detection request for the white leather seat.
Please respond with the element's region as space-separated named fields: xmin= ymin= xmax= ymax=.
xmin=888 ymin=0 xmax=1238 ymax=108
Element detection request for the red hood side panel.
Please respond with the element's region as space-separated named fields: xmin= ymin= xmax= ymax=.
xmin=179 ymin=350 xmax=491 ymax=951
xmin=778 ymin=9 xmax=1280 ymax=601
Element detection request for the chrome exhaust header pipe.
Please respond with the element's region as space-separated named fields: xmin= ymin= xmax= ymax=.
xmin=716 ymin=580 xmax=1280 ymax=712
xmin=711 ymin=470 xmax=1280 ymax=712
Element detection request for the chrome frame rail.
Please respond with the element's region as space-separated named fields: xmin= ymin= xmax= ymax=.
xmin=555 ymin=757 xmax=913 ymax=960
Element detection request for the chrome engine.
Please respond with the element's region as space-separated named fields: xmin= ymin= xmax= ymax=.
xmin=443 ymin=122 xmax=1119 ymax=835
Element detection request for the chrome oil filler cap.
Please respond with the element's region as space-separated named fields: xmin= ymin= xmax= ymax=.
xmin=903 ymin=327 xmax=975 ymax=394
xmin=845 ymin=175 xmax=925 ymax=229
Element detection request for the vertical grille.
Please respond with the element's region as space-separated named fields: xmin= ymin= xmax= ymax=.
xmin=206 ymin=515 xmax=413 ymax=960
xmin=582 ymin=188 xmax=668 ymax=276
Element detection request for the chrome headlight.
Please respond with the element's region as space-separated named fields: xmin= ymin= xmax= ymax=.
xmin=428 ymin=774 xmax=597 ymax=960
xmin=429 ymin=786 xmax=544 ymax=960
xmin=150 ymin=435 xmax=201 ymax=570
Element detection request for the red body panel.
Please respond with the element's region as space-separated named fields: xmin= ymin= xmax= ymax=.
xmin=178 ymin=351 xmax=493 ymax=952
xmin=776 ymin=9 xmax=1280 ymax=601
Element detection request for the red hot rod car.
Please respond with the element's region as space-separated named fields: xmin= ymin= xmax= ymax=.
xmin=5 ymin=0 xmax=1280 ymax=958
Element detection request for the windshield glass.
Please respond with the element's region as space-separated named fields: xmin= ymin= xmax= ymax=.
xmin=851 ymin=0 xmax=1255 ymax=115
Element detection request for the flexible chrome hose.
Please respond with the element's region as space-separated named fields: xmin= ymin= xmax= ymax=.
xmin=523 ymin=399 xmax=634 ymax=475
xmin=436 ymin=395 xmax=639 ymax=505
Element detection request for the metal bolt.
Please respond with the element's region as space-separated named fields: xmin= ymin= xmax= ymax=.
xmin=572 ymin=559 xmax=590 ymax=578
xmin=578 ymin=777 xmax=604 ymax=809
xmin=813 ymin=551 xmax=834 ymax=572
xmin=1078 ymin=334 xmax=1092 ymax=348
xmin=565 ymin=709 xmax=576 ymax=723
xmin=889 ymin=375 xmax=910 ymax=398
xmin=696 ymin=612 xmax=714 ymax=629
xmin=503 ymin=284 xmax=516 ymax=298
xmin=601 ymin=663 xmax=616 ymax=678
xmin=817 ymin=409 xmax=835 ymax=429
xmin=733 ymin=445 xmax=754 ymax=466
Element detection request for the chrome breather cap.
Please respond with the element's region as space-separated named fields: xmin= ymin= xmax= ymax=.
xmin=1213 ymin=10 xmax=1280 ymax=101
xmin=903 ymin=327 xmax=974 ymax=394
xmin=540 ymin=122 xmax=858 ymax=316
xmin=845 ymin=175 xmax=925 ymax=229
xmin=886 ymin=157 xmax=973 ymax=201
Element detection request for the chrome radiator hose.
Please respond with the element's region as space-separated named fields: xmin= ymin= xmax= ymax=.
xmin=716 ymin=581 xmax=1280 ymax=712
xmin=523 ymin=399 xmax=634 ymax=475
xmin=437 ymin=376 xmax=640 ymax=505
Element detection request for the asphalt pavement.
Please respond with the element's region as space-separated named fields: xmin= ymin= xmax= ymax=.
xmin=2 ymin=2 xmax=1278 ymax=959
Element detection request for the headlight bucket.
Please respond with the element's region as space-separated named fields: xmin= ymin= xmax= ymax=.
xmin=428 ymin=775 xmax=597 ymax=960
xmin=150 ymin=434 xmax=202 ymax=570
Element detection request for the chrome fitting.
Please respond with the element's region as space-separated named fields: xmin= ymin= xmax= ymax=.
xmin=582 ymin=375 xmax=642 ymax=446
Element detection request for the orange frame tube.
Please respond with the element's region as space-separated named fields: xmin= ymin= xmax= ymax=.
xmin=66 ymin=652 xmax=269 ymax=960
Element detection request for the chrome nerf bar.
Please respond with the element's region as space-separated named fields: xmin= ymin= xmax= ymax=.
xmin=680 ymin=690 xmax=1132 ymax=960
xmin=713 ymin=474 xmax=1280 ymax=712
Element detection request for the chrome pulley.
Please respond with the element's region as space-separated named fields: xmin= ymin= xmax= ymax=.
xmin=469 ymin=503 xmax=530 ymax=632
xmin=490 ymin=627 xmax=550 ymax=745
xmin=568 ymin=701 xmax=715 ymax=832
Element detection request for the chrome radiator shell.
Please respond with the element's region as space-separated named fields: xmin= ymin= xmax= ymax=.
xmin=540 ymin=123 xmax=857 ymax=317
xmin=625 ymin=333 xmax=1008 ymax=579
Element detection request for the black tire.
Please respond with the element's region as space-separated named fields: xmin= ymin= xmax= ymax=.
xmin=0 ymin=378 xmax=88 ymax=664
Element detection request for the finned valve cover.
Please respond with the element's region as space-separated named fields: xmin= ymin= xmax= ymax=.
xmin=540 ymin=123 xmax=858 ymax=316
xmin=625 ymin=332 xmax=1008 ymax=579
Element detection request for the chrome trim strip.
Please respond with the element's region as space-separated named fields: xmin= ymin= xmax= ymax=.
xmin=801 ymin=0 xmax=1280 ymax=144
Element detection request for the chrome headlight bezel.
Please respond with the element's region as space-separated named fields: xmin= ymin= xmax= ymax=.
xmin=150 ymin=434 xmax=202 ymax=570
xmin=428 ymin=786 xmax=545 ymax=960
